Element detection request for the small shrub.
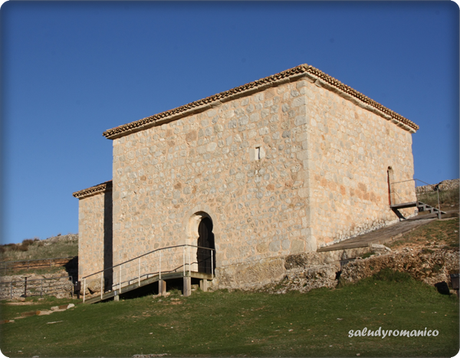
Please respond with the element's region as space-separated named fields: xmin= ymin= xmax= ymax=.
xmin=18 ymin=244 xmax=29 ymax=252
xmin=9 ymin=244 xmax=19 ymax=252
xmin=22 ymin=239 xmax=34 ymax=246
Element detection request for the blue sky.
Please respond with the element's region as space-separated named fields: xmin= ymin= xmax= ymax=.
xmin=1 ymin=1 xmax=458 ymax=244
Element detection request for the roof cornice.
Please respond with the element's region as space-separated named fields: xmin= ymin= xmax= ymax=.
xmin=103 ymin=64 xmax=419 ymax=140
xmin=72 ymin=181 xmax=112 ymax=200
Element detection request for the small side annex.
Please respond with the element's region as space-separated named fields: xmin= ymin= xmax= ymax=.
xmin=73 ymin=64 xmax=418 ymax=293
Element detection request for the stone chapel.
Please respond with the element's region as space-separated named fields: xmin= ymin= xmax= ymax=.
xmin=73 ymin=64 xmax=418 ymax=298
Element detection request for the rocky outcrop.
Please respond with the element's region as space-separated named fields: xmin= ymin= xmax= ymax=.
xmin=341 ymin=247 xmax=459 ymax=286
xmin=416 ymin=179 xmax=459 ymax=194
xmin=263 ymin=247 xmax=459 ymax=294
xmin=216 ymin=247 xmax=373 ymax=292
xmin=43 ymin=233 xmax=78 ymax=244
xmin=265 ymin=265 xmax=338 ymax=294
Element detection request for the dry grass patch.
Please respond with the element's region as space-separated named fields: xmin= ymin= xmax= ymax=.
xmin=389 ymin=218 xmax=459 ymax=250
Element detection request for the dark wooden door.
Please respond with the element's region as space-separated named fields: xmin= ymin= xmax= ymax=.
xmin=197 ymin=218 xmax=215 ymax=274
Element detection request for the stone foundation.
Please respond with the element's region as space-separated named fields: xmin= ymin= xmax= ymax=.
xmin=212 ymin=247 xmax=373 ymax=291
xmin=214 ymin=257 xmax=286 ymax=290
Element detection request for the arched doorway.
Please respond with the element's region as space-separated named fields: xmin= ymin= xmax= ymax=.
xmin=197 ymin=217 xmax=215 ymax=274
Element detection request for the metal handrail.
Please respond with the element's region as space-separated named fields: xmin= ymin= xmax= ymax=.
xmin=82 ymin=243 xmax=215 ymax=302
xmin=391 ymin=178 xmax=433 ymax=187
xmin=390 ymin=178 xmax=442 ymax=218
xmin=82 ymin=244 xmax=213 ymax=279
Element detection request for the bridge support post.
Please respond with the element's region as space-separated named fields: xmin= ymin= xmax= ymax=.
xmin=200 ymin=279 xmax=208 ymax=292
xmin=159 ymin=279 xmax=166 ymax=296
xmin=183 ymin=276 xmax=191 ymax=297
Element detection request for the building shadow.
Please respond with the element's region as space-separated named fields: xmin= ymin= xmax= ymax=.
xmin=104 ymin=183 xmax=113 ymax=290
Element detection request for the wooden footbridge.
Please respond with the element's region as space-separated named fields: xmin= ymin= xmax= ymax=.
xmin=81 ymin=244 xmax=214 ymax=304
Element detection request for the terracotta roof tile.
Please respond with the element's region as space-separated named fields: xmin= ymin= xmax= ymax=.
xmin=72 ymin=180 xmax=112 ymax=200
xmin=103 ymin=64 xmax=419 ymax=140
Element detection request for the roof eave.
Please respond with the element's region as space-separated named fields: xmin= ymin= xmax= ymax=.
xmin=103 ymin=64 xmax=419 ymax=140
xmin=72 ymin=180 xmax=113 ymax=200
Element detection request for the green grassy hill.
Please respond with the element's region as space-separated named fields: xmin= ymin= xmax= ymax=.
xmin=0 ymin=234 xmax=78 ymax=262
xmin=1 ymin=270 xmax=458 ymax=357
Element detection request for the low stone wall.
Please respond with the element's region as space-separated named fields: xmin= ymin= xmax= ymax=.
xmin=0 ymin=273 xmax=74 ymax=300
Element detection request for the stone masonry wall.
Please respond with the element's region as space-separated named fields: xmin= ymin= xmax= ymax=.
xmin=305 ymin=81 xmax=416 ymax=247
xmin=0 ymin=273 xmax=74 ymax=300
xmin=110 ymin=75 xmax=416 ymax=288
xmin=77 ymin=192 xmax=108 ymax=282
xmin=112 ymin=80 xmax=315 ymax=283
